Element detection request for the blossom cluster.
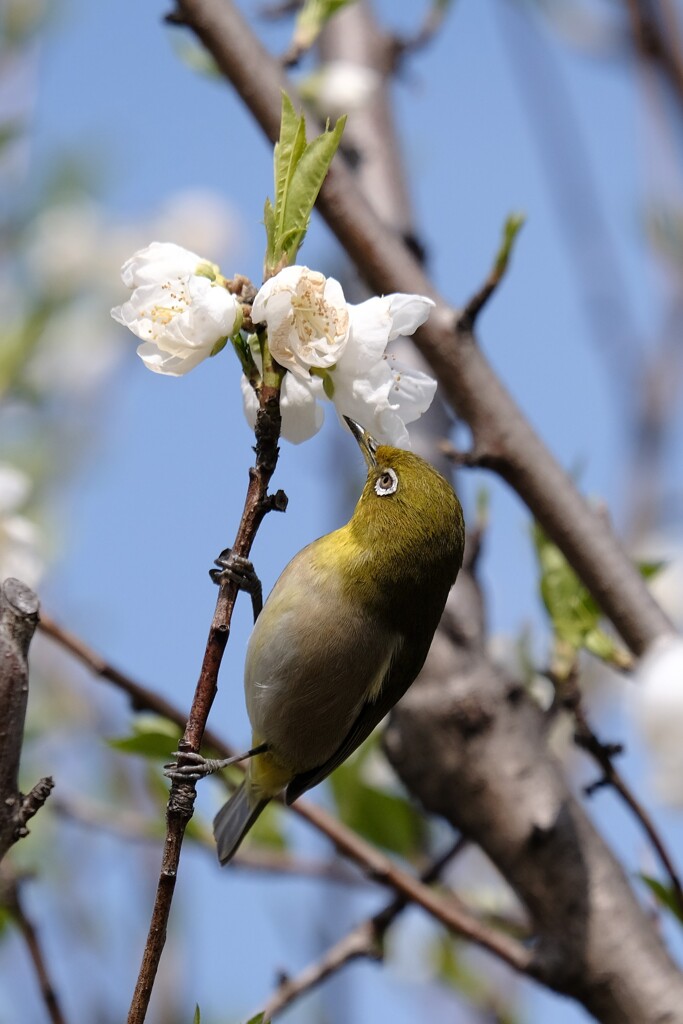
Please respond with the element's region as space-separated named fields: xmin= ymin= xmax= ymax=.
xmin=111 ymin=244 xmax=437 ymax=447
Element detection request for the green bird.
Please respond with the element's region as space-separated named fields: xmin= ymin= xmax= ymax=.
xmin=178 ymin=417 xmax=464 ymax=864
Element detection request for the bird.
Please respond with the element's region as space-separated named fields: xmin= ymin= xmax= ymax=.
xmin=172 ymin=416 xmax=464 ymax=865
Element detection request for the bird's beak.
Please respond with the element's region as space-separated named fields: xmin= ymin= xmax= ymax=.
xmin=344 ymin=416 xmax=378 ymax=468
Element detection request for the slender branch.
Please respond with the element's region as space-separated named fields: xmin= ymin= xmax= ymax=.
xmin=282 ymin=800 xmax=530 ymax=972
xmin=0 ymin=867 xmax=68 ymax=1024
xmin=51 ymin=792 xmax=364 ymax=883
xmin=172 ymin=0 xmax=672 ymax=658
xmin=126 ymin=380 xmax=284 ymax=1024
xmin=559 ymin=670 xmax=683 ymax=918
xmin=263 ymin=926 xmax=374 ymax=1022
xmin=37 ymin=614 xmax=230 ymax=756
xmin=456 ymin=215 xmax=525 ymax=334
xmin=392 ymin=0 xmax=453 ymax=61
xmin=262 ymin=837 xmax=467 ymax=1020
xmin=40 ymin=612 xmax=532 ymax=976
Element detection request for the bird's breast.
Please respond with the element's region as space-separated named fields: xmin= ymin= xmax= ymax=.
xmin=244 ymin=542 xmax=400 ymax=775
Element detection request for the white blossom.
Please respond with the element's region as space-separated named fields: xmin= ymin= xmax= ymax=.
xmin=632 ymin=634 xmax=683 ymax=804
xmin=252 ymin=266 xmax=350 ymax=379
xmin=0 ymin=464 xmax=44 ymax=588
xmin=241 ymin=371 xmax=325 ymax=445
xmin=111 ymin=242 xmax=241 ymax=376
xmin=302 ymin=60 xmax=381 ymax=118
xmin=244 ymin=266 xmax=436 ymax=446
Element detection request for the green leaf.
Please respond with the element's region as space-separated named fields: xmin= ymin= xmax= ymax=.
xmin=244 ymin=1014 xmax=265 ymax=1024
xmin=272 ymin=94 xmax=307 ymax=246
xmin=0 ymin=905 xmax=13 ymax=941
xmin=193 ymin=1005 xmax=201 ymax=1024
xmin=431 ymin=934 xmax=520 ymax=1022
xmin=532 ymin=523 xmax=628 ymax=666
xmin=265 ymin=94 xmax=346 ymax=274
xmin=108 ymin=715 xmax=182 ymax=760
xmin=0 ymin=122 xmax=21 ymax=154
xmin=639 ymin=874 xmax=683 ymax=924
xmin=245 ymin=802 xmax=286 ymax=852
xmin=329 ymin=739 xmax=424 ymax=859
xmin=293 ymin=0 xmax=358 ymax=50
xmin=638 ymin=560 xmax=666 ymax=581
xmin=280 ymin=115 xmax=346 ymax=266
xmin=494 ymin=212 xmax=525 ymax=277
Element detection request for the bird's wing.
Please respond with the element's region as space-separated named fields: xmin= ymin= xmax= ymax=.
xmin=285 ymin=635 xmax=426 ymax=804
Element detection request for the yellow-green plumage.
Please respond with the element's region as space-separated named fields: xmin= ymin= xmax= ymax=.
xmin=214 ymin=420 xmax=465 ymax=864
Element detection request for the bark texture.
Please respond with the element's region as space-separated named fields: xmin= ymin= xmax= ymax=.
xmin=384 ymin=569 xmax=683 ymax=1023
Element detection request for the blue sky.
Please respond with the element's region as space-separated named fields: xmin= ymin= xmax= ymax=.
xmin=5 ymin=1 xmax=681 ymax=1022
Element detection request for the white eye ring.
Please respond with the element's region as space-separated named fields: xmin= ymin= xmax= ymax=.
xmin=375 ymin=468 xmax=398 ymax=497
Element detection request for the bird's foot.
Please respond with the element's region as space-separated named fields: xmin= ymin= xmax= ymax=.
xmin=210 ymin=548 xmax=263 ymax=621
xmin=164 ymin=743 xmax=269 ymax=781
xmin=164 ymin=750 xmax=230 ymax=781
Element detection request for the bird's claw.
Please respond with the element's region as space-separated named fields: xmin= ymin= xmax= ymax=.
xmin=210 ymin=548 xmax=263 ymax=621
xmin=164 ymin=750 xmax=223 ymax=781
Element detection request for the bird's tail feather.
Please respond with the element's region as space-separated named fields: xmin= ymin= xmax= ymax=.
xmin=213 ymin=781 xmax=268 ymax=865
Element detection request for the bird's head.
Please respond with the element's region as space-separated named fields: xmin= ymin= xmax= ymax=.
xmin=344 ymin=417 xmax=465 ymax=588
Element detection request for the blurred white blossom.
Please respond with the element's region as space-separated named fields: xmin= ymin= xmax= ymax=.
xmin=24 ymin=198 xmax=103 ymax=295
xmin=111 ymin=242 xmax=242 ymax=376
xmin=148 ymin=189 xmax=239 ymax=264
xmin=632 ymin=634 xmax=683 ymax=804
xmin=648 ymin=547 xmax=683 ymax=633
xmin=245 ymin=265 xmax=436 ymax=446
xmin=301 ymin=60 xmax=380 ymax=117
xmin=26 ymin=299 xmax=122 ymax=396
xmin=0 ymin=463 xmax=44 ymax=588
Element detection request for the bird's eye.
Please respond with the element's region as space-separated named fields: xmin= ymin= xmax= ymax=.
xmin=375 ymin=468 xmax=398 ymax=497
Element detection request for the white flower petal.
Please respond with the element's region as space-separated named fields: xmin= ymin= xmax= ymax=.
xmin=347 ymin=297 xmax=394 ymax=366
xmin=383 ymin=357 xmax=438 ymax=425
xmin=136 ymin=342 xmax=207 ymax=376
xmin=385 ymin=294 xmax=435 ymax=340
xmin=239 ymin=373 xmax=324 ymax=443
xmin=253 ymin=266 xmax=350 ymax=378
xmin=120 ymin=241 xmax=203 ymax=289
xmin=112 ymin=244 xmax=240 ymax=377
xmin=280 ymin=373 xmax=325 ymax=443
xmin=240 ymin=374 xmax=259 ymax=430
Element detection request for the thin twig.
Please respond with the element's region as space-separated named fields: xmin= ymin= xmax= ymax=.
xmin=40 ymin=614 xmax=533 ymax=977
xmin=262 ymin=837 xmax=468 ymax=1020
xmin=51 ymin=793 xmax=363 ymax=883
xmin=456 ymin=214 xmax=525 ymax=334
xmin=126 ymin=375 xmax=284 ymax=1024
xmin=560 ymin=670 xmax=683 ymax=917
xmin=392 ymin=0 xmax=452 ymax=61
xmin=0 ymin=867 xmax=68 ymax=1024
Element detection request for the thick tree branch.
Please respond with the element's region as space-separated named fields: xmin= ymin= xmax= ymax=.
xmin=0 ymin=578 xmax=53 ymax=863
xmin=384 ymin=569 xmax=683 ymax=1023
xmin=172 ymin=0 xmax=672 ymax=657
